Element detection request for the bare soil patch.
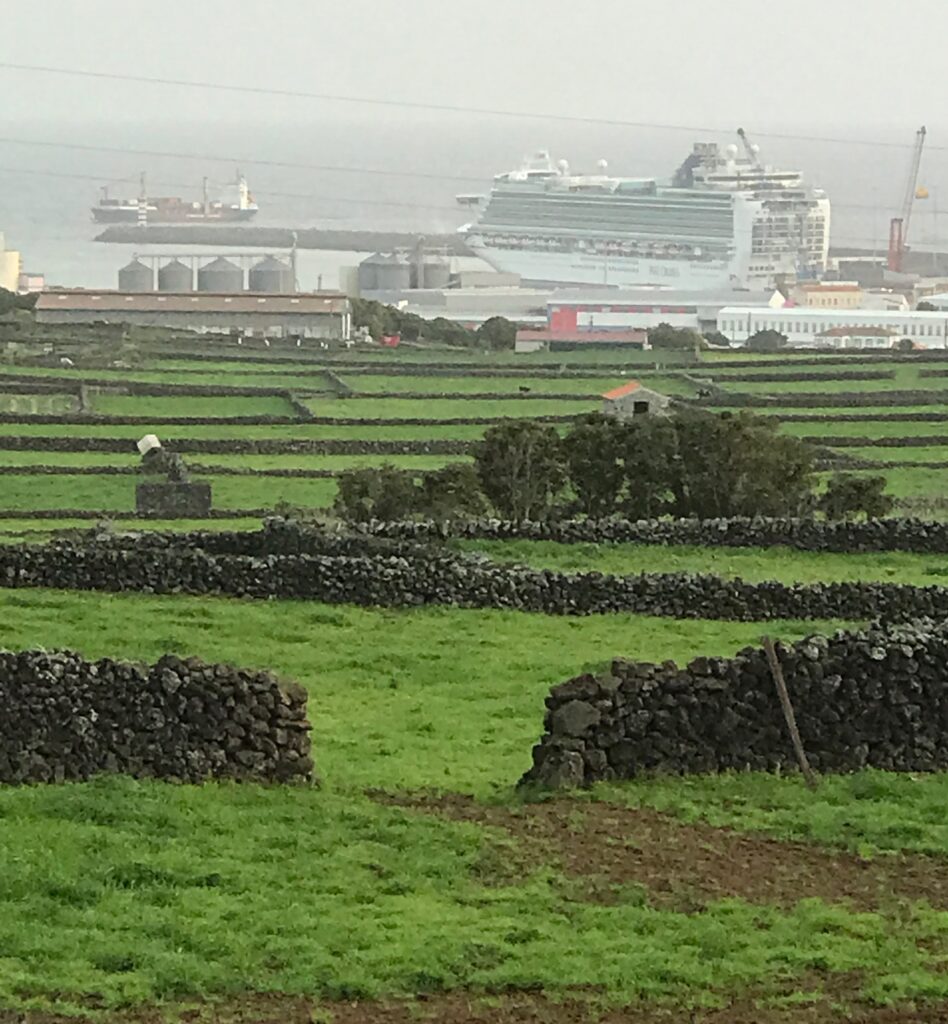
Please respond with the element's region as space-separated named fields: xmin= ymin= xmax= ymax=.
xmin=3 ymin=993 xmax=948 ymax=1024
xmin=380 ymin=792 xmax=948 ymax=913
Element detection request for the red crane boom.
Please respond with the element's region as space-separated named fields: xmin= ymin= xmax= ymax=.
xmin=889 ymin=126 xmax=927 ymax=272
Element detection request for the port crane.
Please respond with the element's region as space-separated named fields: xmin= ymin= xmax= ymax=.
xmin=888 ymin=126 xmax=927 ymax=272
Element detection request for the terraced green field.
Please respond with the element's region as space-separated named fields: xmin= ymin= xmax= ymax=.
xmin=4 ymin=342 xmax=948 ymax=1021
xmin=89 ymin=394 xmax=300 ymax=417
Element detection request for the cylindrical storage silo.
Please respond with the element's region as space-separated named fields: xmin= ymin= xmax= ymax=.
xmin=118 ymin=258 xmax=154 ymax=292
xmin=197 ymin=256 xmax=244 ymax=293
xmin=373 ymin=253 xmax=411 ymax=291
xmin=248 ymin=255 xmax=294 ymax=293
xmin=422 ymin=258 xmax=452 ymax=290
xmin=157 ymin=258 xmax=193 ymax=292
xmin=357 ymin=253 xmax=384 ymax=293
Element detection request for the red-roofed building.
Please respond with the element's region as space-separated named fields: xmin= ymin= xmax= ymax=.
xmin=601 ymin=380 xmax=671 ymax=420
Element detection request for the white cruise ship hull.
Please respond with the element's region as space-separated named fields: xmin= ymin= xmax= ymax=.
xmin=466 ymin=240 xmax=741 ymax=290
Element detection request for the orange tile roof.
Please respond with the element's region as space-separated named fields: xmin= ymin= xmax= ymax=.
xmin=602 ymin=380 xmax=642 ymax=401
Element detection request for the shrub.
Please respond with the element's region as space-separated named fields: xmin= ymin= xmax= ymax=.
xmin=820 ymin=473 xmax=895 ymax=521
xmin=746 ymin=329 xmax=788 ymax=352
xmin=475 ymin=316 xmax=517 ymax=351
xmin=420 ymin=463 xmax=488 ymax=519
xmin=334 ymin=465 xmax=419 ymax=521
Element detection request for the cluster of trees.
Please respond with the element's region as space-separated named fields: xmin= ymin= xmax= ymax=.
xmin=334 ymin=411 xmax=894 ymax=523
xmin=0 ymin=288 xmax=37 ymax=316
xmin=350 ymin=298 xmax=516 ymax=350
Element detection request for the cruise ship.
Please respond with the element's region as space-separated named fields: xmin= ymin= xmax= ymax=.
xmin=458 ymin=136 xmax=831 ymax=290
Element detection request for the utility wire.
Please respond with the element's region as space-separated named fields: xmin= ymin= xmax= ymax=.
xmin=0 ymin=165 xmax=463 ymax=215
xmin=0 ymin=60 xmax=941 ymax=152
xmin=0 ymin=161 xmax=924 ymax=223
xmin=0 ymin=135 xmax=486 ymax=184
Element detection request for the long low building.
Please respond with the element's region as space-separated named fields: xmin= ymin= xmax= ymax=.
xmin=35 ymin=291 xmax=352 ymax=340
xmin=717 ymin=306 xmax=948 ymax=349
xmin=548 ymin=288 xmax=784 ymax=335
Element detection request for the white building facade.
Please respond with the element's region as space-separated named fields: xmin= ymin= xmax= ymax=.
xmin=717 ymin=306 xmax=948 ymax=349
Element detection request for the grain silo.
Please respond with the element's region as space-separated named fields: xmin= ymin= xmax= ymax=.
xmin=157 ymin=258 xmax=193 ymax=292
xmin=249 ymin=255 xmax=294 ymax=293
xmin=118 ymin=258 xmax=154 ymax=292
xmin=373 ymin=252 xmax=411 ymax=291
xmin=357 ymin=253 xmax=385 ymax=293
xmin=197 ymin=256 xmax=244 ymax=293
xmin=422 ymin=257 xmax=452 ymax=290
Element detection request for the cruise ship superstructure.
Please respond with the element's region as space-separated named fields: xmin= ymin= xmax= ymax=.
xmin=458 ymin=137 xmax=831 ymax=290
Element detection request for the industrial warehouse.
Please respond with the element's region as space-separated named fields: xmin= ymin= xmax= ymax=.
xmin=35 ymin=291 xmax=351 ymax=339
xmin=32 ymin=250 xmax=352 ymax=339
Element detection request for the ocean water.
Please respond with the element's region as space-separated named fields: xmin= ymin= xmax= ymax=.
xmin=0 ymin=116 xmax=944 ymax=288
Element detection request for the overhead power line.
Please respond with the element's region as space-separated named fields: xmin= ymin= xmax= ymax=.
xmin=0 ymin=135 xmax=485 ymax=184
xmin=0 ymin=164 xmax=462 ymax=215
xmin=0 ymin=60 xmax=940 ymax=152
xmin=0 ymin=160 xmax=926 ymax=222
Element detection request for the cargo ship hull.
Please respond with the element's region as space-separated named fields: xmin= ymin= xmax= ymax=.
xmin=92 ymin=205 xmax=258 ymax=225
xmin=92 ymin=174 xmax=259 ymax=225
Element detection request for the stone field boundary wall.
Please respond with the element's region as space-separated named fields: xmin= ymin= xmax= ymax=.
xmin=0 ymin=436 xmax=476 ymax=456
xmin=0 ymin=413 xmax=576 ymax=427
xmin=3 ymin=525 xmax=948 ymax=622
xmin=521 ymin=620 xmax=948 ymax=788
xmin=771 ymin=413 xmax=948 ymax=422
xmin=356 ymin=515 xmax=948 ymax=554
xmin=0 ymin=649 xmax=313 ymax=785
xmin=701 ymin=390 xmax=948 ymax=408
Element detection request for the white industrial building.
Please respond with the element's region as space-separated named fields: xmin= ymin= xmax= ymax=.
xmin=548 ymin=288 xmax=784 ymax=335
xmin=717 ymin=306 xmax=948 ymax=349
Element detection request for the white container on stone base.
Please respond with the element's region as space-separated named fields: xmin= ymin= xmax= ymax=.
xmin=137 ymin=434 xmax=162 ymax=457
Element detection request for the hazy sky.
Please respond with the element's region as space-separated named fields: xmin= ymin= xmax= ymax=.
xmin=2 ymin=0 xmax=945 ymax=131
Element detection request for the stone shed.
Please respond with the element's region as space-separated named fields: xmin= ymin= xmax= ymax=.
xmin=601 ymin=380 xmax=671 ymax=420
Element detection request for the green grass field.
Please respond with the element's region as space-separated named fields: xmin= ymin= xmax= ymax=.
xmin=343 ymin=373 xmax=695 ymax=396
xmin=4 ymin=345 xmax=948 ymax=1018
xmin=308 ymin=396 xmax=597 ymax=419
xmin=89 ymin=394 xmax=300 ymax=418
xmin=0 ymin=422 xmax=494 ymax=440
xmin=4 ymin=588 xmax=948 ymax=1013
xmin=457 ymin=539 xmax=948 ymax=585
xmin=0 ymin=475 xmax=338 ymax=511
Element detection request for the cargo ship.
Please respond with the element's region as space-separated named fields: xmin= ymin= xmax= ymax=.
xmin=457 ymin=133 xmax=831 ymax=290
xmin=92 ymin=173 xmax=259 ymax=224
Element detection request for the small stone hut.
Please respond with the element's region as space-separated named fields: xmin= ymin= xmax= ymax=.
xmin=601 ymin=380 xmax=671 ymax=420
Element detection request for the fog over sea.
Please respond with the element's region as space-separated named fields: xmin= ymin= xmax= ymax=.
xmin=1 ymin=116 xmax=946 ymax=290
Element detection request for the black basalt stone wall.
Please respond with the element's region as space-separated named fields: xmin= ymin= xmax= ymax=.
xmin=0 ymin=650 xmax=314 ymax=784
xmin=521 ymin=622 xmax=948 ymax=789
xmin=136 ymin=482 xmax=213 ymax=518
xmin=4 ymin=530 xmax=948 ymax=621
xmin=357 ymin=515 xmax=948 ymax=555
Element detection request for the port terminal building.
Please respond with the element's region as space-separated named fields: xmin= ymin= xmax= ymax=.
xmin=35 ymin=291 xmax=352 ymax=340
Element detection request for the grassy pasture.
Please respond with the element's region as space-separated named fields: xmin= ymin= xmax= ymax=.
xmin=458 ymin=539 xmax=948 ymax=586
xmin=89 ymin=395 xmax=300 ymax=418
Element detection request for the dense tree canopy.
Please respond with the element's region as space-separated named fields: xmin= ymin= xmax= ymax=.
xmin=820 ymin=473 xmax=894 ymax=521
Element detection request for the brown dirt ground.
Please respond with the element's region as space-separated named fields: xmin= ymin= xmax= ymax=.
xmin=4 ymin=992 xmax=948 ymax=1024
xmin=4 ymin=796 xmax=946 ymax=1024
xmin=380 ymin=792 xmax=948 ymax=914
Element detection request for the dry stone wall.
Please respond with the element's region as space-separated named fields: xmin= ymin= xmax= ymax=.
xmin=522 ymin=620 xmax=948 ymax=789
xmin=358 ymin=515 xmax=948 ymax=555
xmin=0 ymin=649 xmax=313 ymax=785
xmin=2 ymin=528 xmax=948 ymax=621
